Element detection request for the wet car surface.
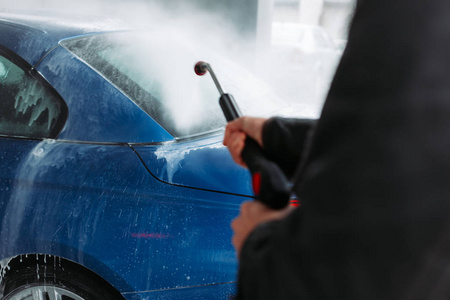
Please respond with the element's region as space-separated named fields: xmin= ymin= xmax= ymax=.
xmin=0 ymin=11 xmax=315 ymax=299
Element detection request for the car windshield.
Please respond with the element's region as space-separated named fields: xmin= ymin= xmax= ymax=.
xmin=61 ymin=31 xmax=312 ymax=139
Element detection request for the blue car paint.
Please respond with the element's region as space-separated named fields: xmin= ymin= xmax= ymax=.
xmin=0 ymin=137 xmax=247 ymax=296
xmin=0 ymin=21 xmax=56 ymax=65
xmin=0 ymin=12 xmax=124 ymax=66
xmin=36 ymin=45 xmax=173 ymax=143
xmin=123 ymin=282 xmax=236 ymax=300
xmin=0 ymin=13 xmax=254 ymax=299
xmin=0 ymin=18 xmax=78 ymax=66
xmin=134 ymin=134 xmax=254 ymax=196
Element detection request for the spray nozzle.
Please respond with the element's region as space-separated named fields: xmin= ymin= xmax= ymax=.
xmin=194 ymin=61 xmax=225 ymax=95
xmin=194 ymin=61 xmax=208 ymax=76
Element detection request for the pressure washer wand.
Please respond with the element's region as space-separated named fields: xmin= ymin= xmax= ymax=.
xmin=194 ymin=61 xmax=290 ymax=209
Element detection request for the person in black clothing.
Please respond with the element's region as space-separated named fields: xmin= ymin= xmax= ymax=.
xmin=223 ymin=0 xmax=450 ymax=299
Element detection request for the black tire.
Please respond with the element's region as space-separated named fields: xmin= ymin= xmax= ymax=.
xmin=1 ymin=254 xmax=125 ymax=300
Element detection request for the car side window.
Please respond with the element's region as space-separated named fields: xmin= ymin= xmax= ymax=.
xmin=0 ymin=49 xmax=67 ymax=139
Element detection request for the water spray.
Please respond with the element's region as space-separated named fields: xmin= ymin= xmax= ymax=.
xmin=194 ymin=61 xmax=290 ymax=209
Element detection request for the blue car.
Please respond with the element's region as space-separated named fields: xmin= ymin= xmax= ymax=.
xmin=0 ymin=11 xmax=313 ymax=300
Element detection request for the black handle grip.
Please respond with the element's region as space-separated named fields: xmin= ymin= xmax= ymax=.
xmin=241 ymin=138 xmax=291 ymax=209
xmin=220 ymin=93 xmax=242 ymax=122
xmin=220 ymin=94 xmax=291 ymax=209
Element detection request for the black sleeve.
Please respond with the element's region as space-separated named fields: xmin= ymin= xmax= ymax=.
xmin=236 ymin=0 xmax=450 ymax=299
xmin=262 ymin=117 xmax=316 ymax=179
xmin=234 ymin=208 xmax=314 ymax=300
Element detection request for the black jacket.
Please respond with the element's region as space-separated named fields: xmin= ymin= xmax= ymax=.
xmin=236 ymin=0 xmax=450 ymax=299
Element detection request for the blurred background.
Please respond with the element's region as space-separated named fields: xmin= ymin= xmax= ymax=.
xmin=0 ymin=0 xmax=355 ymax=114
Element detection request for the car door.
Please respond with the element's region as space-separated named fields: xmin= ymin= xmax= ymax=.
xmin=0 ymin=44 xmax=68 ymax=252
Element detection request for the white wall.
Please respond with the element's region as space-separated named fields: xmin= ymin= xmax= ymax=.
xmin=298 ymin=0 xmax=324 ymax=25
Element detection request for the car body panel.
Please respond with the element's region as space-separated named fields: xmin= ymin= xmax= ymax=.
xmin=0 ymin=12 xmax=127 ymax=65
xmin=122 ymin=283 xmax=236 ymax=300
xmin=36 ymin=45 xmax=173 ymax=143
xmin=0 ymin=137 xmax=243 ymax=294
xmin=133 ymin=135 xmax=254 ymax=196
xmin=0 ymin=19 xmax=62 ymax=66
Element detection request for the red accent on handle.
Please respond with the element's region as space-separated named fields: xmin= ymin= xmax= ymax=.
xmin=252 ymin=172 xmax=261 ymax=196
xmin=289 ymin=199 xmax=300 ymax=207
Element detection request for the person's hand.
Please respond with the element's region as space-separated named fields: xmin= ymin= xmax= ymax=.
xmin=223 ymin=117 xmax=267 ymax=168
xmin=231 ymin=201 xmax=294 ymax=257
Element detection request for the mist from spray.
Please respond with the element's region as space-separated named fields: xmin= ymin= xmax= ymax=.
xmin=1 ymin=0 xmax=325 ymax=136
xmin=2 ymin=0 xmax=300 ymax=134
xmin=1 ymin=0 xmax=254 ymax=62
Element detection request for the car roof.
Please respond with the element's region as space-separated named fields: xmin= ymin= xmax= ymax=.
xmin=0 ymin=10 xmax=129 ymax=65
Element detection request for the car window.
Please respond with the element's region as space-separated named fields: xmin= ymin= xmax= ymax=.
xmin=0 ymin=49 xmax=67 ymax=138
xmin=61 ymin=32 xmax=299 ymax=139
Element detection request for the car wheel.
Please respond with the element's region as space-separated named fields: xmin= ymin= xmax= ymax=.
xmin=1 ymin=254 xmax=124 ymax=300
